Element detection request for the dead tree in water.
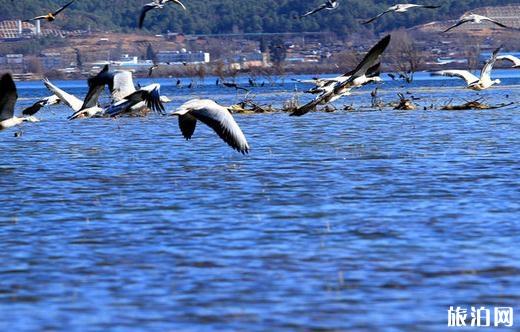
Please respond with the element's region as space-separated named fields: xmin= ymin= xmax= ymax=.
xmin=388 ymin=30 xmax=422 ymax=83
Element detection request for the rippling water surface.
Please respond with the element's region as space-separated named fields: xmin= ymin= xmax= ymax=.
xmin=1 ymin=72 xmax=519 ymax=331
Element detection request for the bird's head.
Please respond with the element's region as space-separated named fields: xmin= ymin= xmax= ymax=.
xmin=494 ymin=79 xmax=502 ymax=85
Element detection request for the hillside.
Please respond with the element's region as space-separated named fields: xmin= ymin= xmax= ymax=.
xmin=1 ymin=0 xmax=520 ymax=35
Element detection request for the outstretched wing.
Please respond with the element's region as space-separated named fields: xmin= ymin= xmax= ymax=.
xmin=481 ymin=17 xmax=511 ymax=29
xmin=443 ymin=19 xmax=471 ymax=33
xmin=416 ymin=5 xmax=441 ymax=9
xmin=112 ymin=71 xmax=136 ymax=102
xmin=43 ymin=78 xmax=83 ymax=112
xmin=431 ymin=70 xmax=479 ymax=85
xmin=170 ymin=0 xmax=186 ymax=10
xmin=300 ymin=3 xmax=327 ymax=18
xmin=480 ymin=47 xmax=501 ymax=80
xmin=291 ymin=35 xmax=391 ymax=117
xmin=178 ymin=113 xmax=197 ymax=139
xmin=497 ymin=55 xmax=520 ymax=67
xmin=126 ymin=84 xmax=165 ymax=114
xmin=82 ymin=65 xmax=113 ymax=110
xmin=175 ymin=99 xmax=250 ymax=154
xmin=0 ymin=73 xmax=17 ymax=121
xmin=22 ymin=101 xmax=45 ymax=116
xmin=363 ymin=9 xmax=392 ymax=25
xmin=53 ymin=0 xmax=75 ymax=16
xmin=139 ymin=4 xmax=156 ymax=29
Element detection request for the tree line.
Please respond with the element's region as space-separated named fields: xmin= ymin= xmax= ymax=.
xmin=0 ymin=0 xmax=518 ymax=35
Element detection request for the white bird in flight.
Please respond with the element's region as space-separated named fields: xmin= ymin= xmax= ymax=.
xmin=443 ymin=14 xmax=513 ymax=33
xmin=172 ymin=99 xmax=250 ymax=154
xmin=139 ymin=0 xmax=186 ymax=29
xmin=432 ymin=47 xmax=502 ymax=91
xmin=363 ymin=4 xmax=441 ymax=24
xmin=299 ymin=0 xmax=339 ymax=18
xmin=0 ymin=74 xmax=40 ymax=131
xmin=291 ymin=35 xmax=391 ymax=116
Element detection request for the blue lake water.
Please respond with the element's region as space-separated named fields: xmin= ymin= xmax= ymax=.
xmin=1 ymin=71 xmax=519 ymax=331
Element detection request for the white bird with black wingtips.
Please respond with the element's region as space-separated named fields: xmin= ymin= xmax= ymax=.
xmin=431 ymin=47 xmax=502 ymax=91
xmin=299 ymin=0 xmax=339 ymax=18
xmin=139 ymin=0 xmax=186 ymax=29
xmin=172 ymin=99 xmax=250 ymax=154
xmin=443 ymin=14 xmax=513 ymax=33
xmin=0 ymin=74 xmax=40 ymax=131
xmin=363 ymin=4 xmax=441 ymax=24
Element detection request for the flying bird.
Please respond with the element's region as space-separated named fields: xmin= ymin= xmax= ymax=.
xmin=443 ymin=14 xmax=513 ymax=33
xmin=0 ymin=74 xmax=40 ymax=130
xmin=148 ymin=64 xmax=159 ymax=77
xmin=363 ymin=4 xmax=440 ymax=24
xmin=223 ymin=82 xmax=249 ymax=92
xmin=291 ymin=35 xmax=391 ymax=116
xmin=431 ymin=47 xmax=502 ymax=90
xmin=24 ymin=0 xmax=75 ymax=22
xmin=299 ymin=0 xmax=339 ymax=18
xmin=171 ymin=99 xmax=250 ymax=154
xmin=496 ymin=55 xmax=520 ymax=68
xmin=22 ymin=95 xmax=60 ymax=116
xmin=139 ymin=0 xmax=186 ymax=29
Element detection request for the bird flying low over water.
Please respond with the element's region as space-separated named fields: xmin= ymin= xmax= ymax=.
xmin=443 ymin=14 xmax=513 ymax=33
xmin=139 ymin=0 xmax=186 ymax=29
xmin=0 ymin=74 xmax=39 ymax=130
xmin=497 ymin=55 xmax=520 ymax=68
xmin=172 ymin=99 xmax=250 ymax=154
xmin=363 ymin=4 xmax=440 ymax=24
xmin=291 ymin=35 xmax=391 ymax=116
xmin=22 ymin=95 xmax=60 ymax=116
xmin=431 ymin=47 xmax=502 ymax=91
xmin=298 ymin=0 xmax=339 ymax=18
xmin=23 ymin=0 xmax=75 ymax=22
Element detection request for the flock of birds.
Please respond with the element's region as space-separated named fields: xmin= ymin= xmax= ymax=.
xmin=2 ymin=1 xmax=520 ymax=154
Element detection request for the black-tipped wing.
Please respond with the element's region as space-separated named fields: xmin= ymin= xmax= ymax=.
xmin=178 ymin=113 xmax=197 ymax=139
xmin=81 ymin=65 xmax=113 ymax=110
xmin=22 ymin=101 xmax=45 ymax=116
xmin=139 ymin=4 xmax=156 ymax=29
xmin=126 ymin=88 xmax=165 ymax=115
xmin=291 ymin=36 xmax=390 ymax=117
xmin=483 ymin=17 xmax=511 ymax=29
xmin=53 ymin=0 xmax=75 ymax=16
xmin=300 ymin=3 xmax=327 ymax=18
xmin=0 ymin=73 xmax=18 ymax=121
xmin=190 ymin=107 xmax=249 ymax=154
xmin=333 ymin=35 xmax=390 ymax=93
xmin=443 ymin=19 xmax=470 ymax=33
xmin=363 ymin=9 xmax=392 ymax=24
xmin=480 ymin=46 xmax=501 ymax=80
xmin=176 ymin=99 xmax=249 ymax=154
